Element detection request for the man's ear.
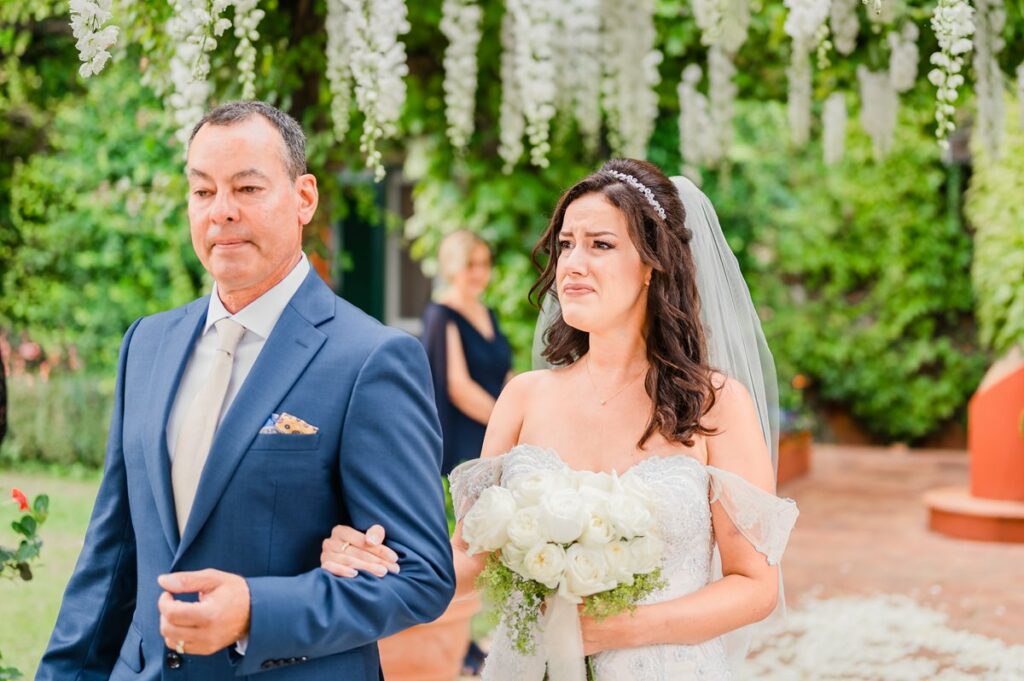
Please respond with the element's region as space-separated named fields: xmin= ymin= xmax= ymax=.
xmin=296 ymin=174 xmax=319 ymax=225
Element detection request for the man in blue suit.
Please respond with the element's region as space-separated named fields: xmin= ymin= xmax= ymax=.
xmin=36 ymin=101 xmax=455 ymax=681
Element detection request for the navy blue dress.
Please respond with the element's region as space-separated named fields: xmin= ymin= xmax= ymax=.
xmin=421 ymin=302 xmax=512 ymax=474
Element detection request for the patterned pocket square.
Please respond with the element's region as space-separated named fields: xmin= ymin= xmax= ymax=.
xmin=260 ymin=412 xmax=319 ymax=435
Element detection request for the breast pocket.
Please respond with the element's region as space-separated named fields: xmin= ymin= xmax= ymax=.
xmin=250 ymin=433 xmax=321 ymax=451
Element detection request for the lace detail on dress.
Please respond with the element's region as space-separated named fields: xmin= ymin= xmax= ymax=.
xmin=449 ymin=456 xmax=504 ymax=521
xmin=707 ymin=466 xmax=799 ymax=566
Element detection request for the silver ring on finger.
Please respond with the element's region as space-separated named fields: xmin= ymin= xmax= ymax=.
xmin=339 ymin=541 xmax=351 ymax=554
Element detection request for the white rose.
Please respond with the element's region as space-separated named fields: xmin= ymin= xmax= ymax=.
xmin=608 ymin=494 xmax=653 ymax=539
xmin=500 ymin=543 xmax=528 ymax=575
xmin=506 ymin=506 xmax=545 ymax=549
xmin=563 ymin=545 xmax=617 ymax=598
xmin=508 ymin=470 xmax=571 ymax=507
xmin=603 ymin=540 xmax=635 ymax=584
xmin=461 ymin=485 xmax=517 ymax=554
xmin=578 ymin=509 xmax=616 ymax=548
xmin=620 ymin=471 xmax=654 ymax=505
xmin=540 ymin=488 xmax=588 ymax=544
xmin=523 ymin=542 xmax=567 ymax=589
xmin=628 ymin=534 xmax=665 ymax=574
xmin=574 ymin=469 xmax=618 ymax=495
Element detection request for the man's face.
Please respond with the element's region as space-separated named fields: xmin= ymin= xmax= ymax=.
xmin=186 ymin=116 xmax=317 ymax=297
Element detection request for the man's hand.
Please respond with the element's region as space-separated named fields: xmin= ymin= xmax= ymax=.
xmin=158 ymin=569 xmax=251 ymax=655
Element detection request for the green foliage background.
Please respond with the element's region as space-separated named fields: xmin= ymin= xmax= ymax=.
xmin=2 ymin=0 xmax=1023 ymax=464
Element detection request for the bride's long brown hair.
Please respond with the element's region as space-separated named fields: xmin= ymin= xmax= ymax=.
xmin=529 ymin=158 xmax=717 ymax=448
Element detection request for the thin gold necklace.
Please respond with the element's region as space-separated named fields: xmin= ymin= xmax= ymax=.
xmin=585 ymin=356 xmax=647 ymax=406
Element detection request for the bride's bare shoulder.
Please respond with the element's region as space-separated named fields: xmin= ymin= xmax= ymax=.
xmin=481 ymin=369 xmax=567 ymax=458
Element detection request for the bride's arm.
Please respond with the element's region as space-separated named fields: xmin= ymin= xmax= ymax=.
xmin=322 ymin=371 xmax=539 ymax=579
xmin=581 ymin=377 xmax=781 ymax=653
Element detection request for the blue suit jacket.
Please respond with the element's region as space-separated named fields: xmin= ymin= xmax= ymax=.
xmin=36 ymin=270 xmax=456 ymax=681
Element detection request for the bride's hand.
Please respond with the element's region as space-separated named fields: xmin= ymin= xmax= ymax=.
xmin=579 ymin=610 xmax=640 ymax=656
xmin=320 ymin=524 xmax=400 ymax=578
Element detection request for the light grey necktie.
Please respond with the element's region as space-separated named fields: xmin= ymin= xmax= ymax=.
xmin=172 ymin=318 xmax=246 ymax=535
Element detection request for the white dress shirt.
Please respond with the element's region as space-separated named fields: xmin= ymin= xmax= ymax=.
xmin=166 ymin=253 xmax=310 ymax=461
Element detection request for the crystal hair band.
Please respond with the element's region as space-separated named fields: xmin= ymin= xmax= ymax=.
xmin=604 ymin=170 xmax=667 ymax=220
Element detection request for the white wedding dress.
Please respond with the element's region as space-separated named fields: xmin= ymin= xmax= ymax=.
xmin=450 ymin=444 xmax=799 ymax=681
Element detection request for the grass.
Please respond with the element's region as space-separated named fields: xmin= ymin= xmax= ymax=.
xmin=1 ymin=470 xmax=100 ymax=678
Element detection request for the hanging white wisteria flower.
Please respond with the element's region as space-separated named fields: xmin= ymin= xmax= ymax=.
xmin=823 ymin=91 xmax=847 ymax=164
xmin=787 ymin=52 xmax=813 ymax=146
xmin=830 ymin=0 xmax=859 ymax=55
xmin=862 ymin=0 xmax=884 ymax=14
xmin=557 ymin=0 xmax=603 ymax=152
xmin=858 ymin=65 xmax=899 ymax=160
xmin=166 ymin=0 xmax=233 ymax=147
xmin=1018 ymin=62 xmax=1024 ymax=129
xmin=325 ymin=0 xmax=352 ymax=141
xmin=677 ymin=63 xmax=718 ymax=181
xmin=232 ymin=0 xmax=265 ymax=100
xmin=708 ymin=45 xmax=737 ymax=165
xmin=498 ymin=9 xmax=525 ymax=171
xmin=70 ymin=0 xmax=119 ymax=78
xmin=888 ymin=22 xmax=919 ymax=93
xmin=972 ymin=0 xmax=1006 ymax=159
xmin=784 ymin=0 xmax=830 ymax=147
xmin=928 ymin=0 xmax=975 ymax=148
xmin=339 ymin=0 xmax=411 ymax=181
xmin=507 ymin=0 xmax=557 ymax=168
xmin=693 ymin=0 xmax=751 ymax=53
xmin=439 ymin=0 xmax=482 ymax=152
xmin=602 ymin=0 xmax=663 ymax=158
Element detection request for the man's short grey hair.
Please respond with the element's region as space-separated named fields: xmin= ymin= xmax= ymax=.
xmin=188 ymin=101 xmax=307 ymax=180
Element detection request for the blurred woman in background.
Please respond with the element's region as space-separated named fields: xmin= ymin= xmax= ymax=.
xmin=421 ymin=230 xmax=512 ymax=476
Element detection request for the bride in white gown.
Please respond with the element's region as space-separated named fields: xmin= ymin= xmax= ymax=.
xmin=320 ymin=158 xmax=798 ymax=680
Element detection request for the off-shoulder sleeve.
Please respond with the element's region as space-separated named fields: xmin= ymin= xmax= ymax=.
xmin=707 ymin=466 xmax=799 ymax=566
xmin=448 ymin=456 xmax=505 ymax=521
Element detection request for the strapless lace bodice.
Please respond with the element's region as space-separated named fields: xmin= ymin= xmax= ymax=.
xmin=450 ymin=444 xmax=799 ymax=681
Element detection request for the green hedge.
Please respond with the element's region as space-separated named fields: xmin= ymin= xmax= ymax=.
xmin=0 ymin=373 xmax=112 ymax=470
xmin=965 ymin=98 xmax=1024 ymax=354
xmin=706 ymin=102 xmax=986 ymax=442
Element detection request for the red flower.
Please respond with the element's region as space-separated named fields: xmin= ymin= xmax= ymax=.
xmin=11 ymin=488 xmax=30 ymax=512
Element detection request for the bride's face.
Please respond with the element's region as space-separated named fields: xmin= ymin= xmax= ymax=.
xmin=556 ymin=193 xmax=652 ymax=334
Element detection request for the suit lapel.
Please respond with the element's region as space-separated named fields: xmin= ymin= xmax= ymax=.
xmin=144 ymin=299 xmax=208 ymax=555
xmin=174 ymin=272 xmax=334 ymax=562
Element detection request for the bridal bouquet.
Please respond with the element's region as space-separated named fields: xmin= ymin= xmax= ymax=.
xmin=462 ymin=467 xmax=666 ymax=671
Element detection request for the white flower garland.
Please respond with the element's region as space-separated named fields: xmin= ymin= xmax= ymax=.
xmin=498 ymin=8 xmax=525 ymax=171
xmin=602 ymin=0 xmax=662 ymax=158
xmin=70 ymin=0 xmax=119 ymax=78
xmin=830 ymin=0 xmax=860 ymax=56
xmin=677 ymin=63 xmax=717 ymax=182
xmin=972 ymin=0 xmax=1006 ymax=158
xmin=325 ymin=0 xmax=352 ymax=141
xmin=858 ymin=65 xmax=899 ymax=160
xmin=166 ymin=0 xmax=233 ymax=147
xmin=708 ymin=45 xmax=736 ymax=165
xmin=559 ymin=0 xmax=602 ymax=152
xmin=823 ymin=92 xmax=847 ymax=164
xmin=888 ymin=22 xmax=919 ymax=94
xmin=1018 ymin=63 xmax=1024 ymax=130
xmin=339 ymin=0 xmax=411 ymax=181
xmin=232 ymin=0 xmax=265 ymax=100
xmin=928 ymin=0 xmax=975 ymax=148
xmin=784 ymin=0 xmax=829 ymax=147
xmin=508 ymin=0 xmax=557 ymax=168
xmin=440 ymin=0 xmax=482 ymax=152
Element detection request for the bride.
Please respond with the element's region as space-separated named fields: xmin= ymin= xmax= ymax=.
xmin=320 ymin=158 xmax=799 ymax=679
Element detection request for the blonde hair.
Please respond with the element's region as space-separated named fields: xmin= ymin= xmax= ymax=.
xmin=437 ymin=230 xmax=489 ymax=283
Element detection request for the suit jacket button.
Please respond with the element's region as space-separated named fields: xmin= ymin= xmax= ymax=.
xmin=166 ymin=651 xmax=182 ymax=669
